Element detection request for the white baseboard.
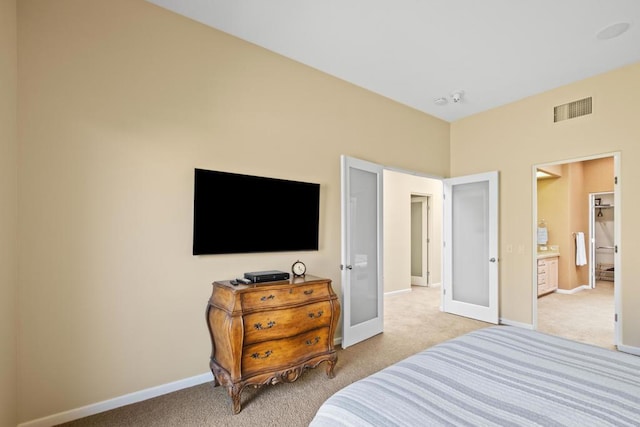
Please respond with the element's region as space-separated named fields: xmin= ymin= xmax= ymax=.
xmin=499 ymin=318 xmax=534 ymax=330
xmin=18 ymin=372 xmax=214 ymax=427
xmin=617 ymin=344 xmax=640 ymax=356
xmin=555 ymin=285 xmax=589 ymax=295
xmin=384 ymin=288 xmax=412 ymax=296
xmin=428 ymin=282 xmax=441 ymax=288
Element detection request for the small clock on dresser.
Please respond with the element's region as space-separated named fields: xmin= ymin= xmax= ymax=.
xmin=291 ymin=260 xmax=306 ymax=277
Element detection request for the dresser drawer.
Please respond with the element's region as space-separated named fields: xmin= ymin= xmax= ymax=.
xmin=241 ymin=283 xmax=330 ymax=311
xmin=243 ymin=301 xmax=331 ymax=345
xmin=242 ymin=327 xmax=330 ymax=377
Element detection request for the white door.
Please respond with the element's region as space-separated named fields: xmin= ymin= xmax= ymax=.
xmin=443 ymin=171 xmax=499 ymax=324
xmin=340 ymin=156 xmax=384 ymax=348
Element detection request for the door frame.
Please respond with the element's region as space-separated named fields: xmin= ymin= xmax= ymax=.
xmin=532 ymin=152 xmax=621 ymax=347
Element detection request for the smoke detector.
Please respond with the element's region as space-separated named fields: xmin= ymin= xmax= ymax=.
xmin=450 ymin=90 xmax=464 ymax=103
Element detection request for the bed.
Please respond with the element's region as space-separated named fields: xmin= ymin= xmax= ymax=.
xmin=310 ymin=326 xmax=640 ymax=426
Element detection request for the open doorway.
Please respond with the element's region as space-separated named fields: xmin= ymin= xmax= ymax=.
xmin=411 ymin=195 xmax=430 ymax=286
xmin=590 ymin=192 xmax=615 ymax=289
xmin=533 ymin=153 xmax=620 ymax=349
xmin=382 ymin=169 xmax=442 ymax=296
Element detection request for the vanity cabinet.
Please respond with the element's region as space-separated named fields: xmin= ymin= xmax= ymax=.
xmin=537 ymin=256 xmax=559 ymax=296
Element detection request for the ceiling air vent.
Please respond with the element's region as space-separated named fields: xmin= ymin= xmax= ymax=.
xmin=554 ymin=97 xmax=592 ymax=123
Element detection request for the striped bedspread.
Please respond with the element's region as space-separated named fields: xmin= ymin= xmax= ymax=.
xmin=310 ymin=326 xmax=640 ymax=426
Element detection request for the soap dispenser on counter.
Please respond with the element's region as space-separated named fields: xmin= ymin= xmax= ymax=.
xmin=537 ymin=219 xmax=548 ymax=251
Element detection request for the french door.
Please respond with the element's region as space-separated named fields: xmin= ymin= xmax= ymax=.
xmin=340 ymin=156 xmax=384 ymax=348
xmin=443 ymin=171 xmax=499 ymax=323
xmin=341 ymin=158 xmax=499 ymax=349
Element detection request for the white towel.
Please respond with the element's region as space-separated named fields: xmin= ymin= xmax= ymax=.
xmin=576 ymin=232 xmax=587 ymax=266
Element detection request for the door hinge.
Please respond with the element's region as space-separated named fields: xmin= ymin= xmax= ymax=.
xmin=443 ymin=288 xmax=446 ymax=295
xmin=615 ymin=245 xmax=618 ymax=253
xmin=615 ymin=313 xmax=618 ymax=322
xmin=615 ymin=176 xmax=618 ymax=185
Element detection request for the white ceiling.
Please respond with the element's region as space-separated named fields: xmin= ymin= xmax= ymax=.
xmin=146 ymin=0 xmax=640 ymax=122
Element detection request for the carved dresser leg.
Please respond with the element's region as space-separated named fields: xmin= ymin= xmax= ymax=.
xmin=325 ymin=355 xmax=337 ymax=379
xmin=228 ymin=384 xmax=243 ymax=414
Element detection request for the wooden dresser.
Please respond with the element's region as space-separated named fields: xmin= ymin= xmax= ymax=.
xmin=206 ymin=275 xmax=340 ymax=414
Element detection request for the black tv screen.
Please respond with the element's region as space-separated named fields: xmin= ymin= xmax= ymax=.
xmin=193 ymin=168 xmax=320 ymax=255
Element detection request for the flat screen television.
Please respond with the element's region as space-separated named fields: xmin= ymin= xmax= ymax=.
xmin=193 ymin=168 xmax=320 ymax=255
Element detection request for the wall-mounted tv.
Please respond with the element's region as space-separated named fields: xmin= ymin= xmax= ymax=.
xmin=193 ymin=168 xmax=320 ymax=255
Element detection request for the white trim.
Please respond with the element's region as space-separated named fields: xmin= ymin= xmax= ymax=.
xmin=617 ymin=344 xmax=640 ymax=357
xmin=383 ymin=165 xmax=443 ymax=180
xmin=384 ymin=288 xmax=412 ymax=296
xmin=555 ymin=285 xmax=590 ymax=295
xmin=18 ymin=373 xmax=213 ymax=427
xmin=499 ymin=318 xmax=534 ymax=330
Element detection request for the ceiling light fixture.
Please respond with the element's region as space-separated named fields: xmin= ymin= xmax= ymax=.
xmin=433 ymin=97 xmax=448 ymax=106
xmin=596 ymin=22 xmax=631 ymax=40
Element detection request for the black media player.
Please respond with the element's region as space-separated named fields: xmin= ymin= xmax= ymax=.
xmin=244 ymin=270 xmax=290 ymax=283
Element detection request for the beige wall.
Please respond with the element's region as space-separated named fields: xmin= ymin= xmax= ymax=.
xmin=537 ymin=171 xmax=570 ymax=286
xmin=0 ymin=0 xmax=18 ymax=425
xmin=16 ymin=0 xmax=450 ymax=422
xmin=451 ymin=62 xmax=640 ymax=346
xmin=567 ymin=162 xmax=588 ymax=288
xmin=383 ymin=170 xmax=442 ymax=294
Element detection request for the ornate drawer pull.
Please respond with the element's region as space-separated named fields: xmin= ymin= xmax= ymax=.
xmin=254 ymin=321 xmax=276 ymax=330
xmin=260 ymin=295 xmax=275 ymax=301
xmin=308 ymin=310 xmax=323 ymax=319
xmin=305 ymin=337 xmax=321 ymax=346
xmin=303 ymin=289 xmax=314 ymax=295
xmin=251 ymin=350 xmax=272 ymax=359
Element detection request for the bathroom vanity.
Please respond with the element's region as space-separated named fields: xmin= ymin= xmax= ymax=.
xmin=537 ymin=253 xmax=559 ymax=297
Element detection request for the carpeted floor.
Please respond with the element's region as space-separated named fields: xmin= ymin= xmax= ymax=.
xmin=59 ymin=286 xmax=488 ymax=426
xmin=60 ymin=282 xmax=615 ymax=426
